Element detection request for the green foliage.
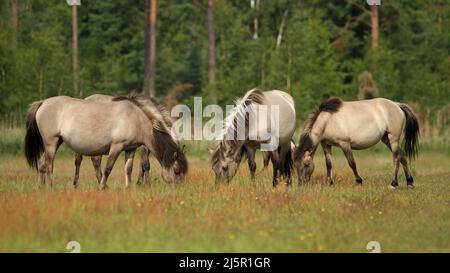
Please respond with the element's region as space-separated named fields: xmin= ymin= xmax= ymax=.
xmin=0 ymin=0 xmax=448 ymax=123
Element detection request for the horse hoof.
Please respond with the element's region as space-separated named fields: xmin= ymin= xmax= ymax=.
xmin=407 ymin=184 xmax=414 ymax=189
xmin=355 ymin=178 xmax=363 ymax=184
xmin=391 ymin=180 xmax=399 ymax=188
xmin=388 ymin=185 xmax=397 ymax=190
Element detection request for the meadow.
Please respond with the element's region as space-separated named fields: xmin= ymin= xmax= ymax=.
xmin=0 ymin=128 xmax=449 ymax=252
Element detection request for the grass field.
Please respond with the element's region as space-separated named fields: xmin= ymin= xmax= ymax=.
xmin=0 ymin=138 xmax=449 ymax=252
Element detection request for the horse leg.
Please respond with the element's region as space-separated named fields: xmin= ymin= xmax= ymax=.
xmin=137 ymin=147 xmax=150 ymax=186
xmin=263 ymin=152 xmax=271 ymax=169
xmin=124 ymin=149 xmax=136 ymax=189
xmin=73 ymin=154 xmax=83 ymax=188
xmin=321 ymin=143 xmax=333 ymax=185
xmin=384 ymin=133 xmax=402 ymax=188
xmin=400 ymin=155 xmax=414 ymax=188
xmin=43 ymin=137 xmax=62 ymax=188
xmin=99 ymin=145 xmax=122 ymax=190
xmin=38 ymin=153 xmax=46 ymax=186
xmin=389 ymin=150 xmax=401 ymax=188
xmin=279 ymin=145 xmax=292 ymax=185
xmin=270 ymin=150 xmax=281 ymax=187
xmin=246 ymin=147 xmax=257 ymax=181
xmin=91 ymin=156 xmax=103 ymax=184
xmin=341 ymin=144 xmax=363 ymax=184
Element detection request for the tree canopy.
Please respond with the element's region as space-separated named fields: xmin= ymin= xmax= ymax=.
xmin=0 ymin=0 xmax=448 ymax=125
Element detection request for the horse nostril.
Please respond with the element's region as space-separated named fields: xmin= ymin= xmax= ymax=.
xmin=222 ymin=166 xmax=228 ymax=171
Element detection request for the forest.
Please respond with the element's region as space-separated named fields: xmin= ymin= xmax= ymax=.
xmin=0 ymin=0 xmax=448 ymax=137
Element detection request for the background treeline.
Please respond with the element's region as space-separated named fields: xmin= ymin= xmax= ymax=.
xmin=0 ymin=0 xmax=448 ymax=138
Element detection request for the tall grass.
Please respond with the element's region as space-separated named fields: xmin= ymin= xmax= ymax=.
xmin=0 ymin=151 xmax=449 ymax=252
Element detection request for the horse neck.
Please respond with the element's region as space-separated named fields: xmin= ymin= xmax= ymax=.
xmin=308 ymin=112 xmax=330 ymax=147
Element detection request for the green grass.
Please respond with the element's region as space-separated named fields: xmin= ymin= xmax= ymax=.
xmin=0 ymin=143 xmax=449 ymax=252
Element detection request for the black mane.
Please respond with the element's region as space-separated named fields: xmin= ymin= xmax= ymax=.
xmin=294 ymin=97 xmax=343 ymax=160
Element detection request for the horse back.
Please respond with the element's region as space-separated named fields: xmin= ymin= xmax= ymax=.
xmin=322 ymin=98 xmax=404 ymax=149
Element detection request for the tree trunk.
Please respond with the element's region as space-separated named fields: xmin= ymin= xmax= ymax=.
xmin=250 ymin=0 xmax=259 ymax=39
xmin=11 ymin=0 xmax=19 ymax=29
xmin=207 ymin=0 xmax=217 ymax=104
xmin=276 ymin=9 xmax=288 ymax=50
xmin=143 ymin=0 xmax=150 ymax=93
xmin=72 ymin=5 xmax=79 ymax=98
xmin=370 ymin=5 xmax=379 ymax=49
xmin=144 ymin=0 xmax=157 ymax=97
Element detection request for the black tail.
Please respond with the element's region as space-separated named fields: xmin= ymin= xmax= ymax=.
xmin=25 ymin=101 xmax=44 ymax=170
xmin=398 ymin=103 xmax=420 ymax=160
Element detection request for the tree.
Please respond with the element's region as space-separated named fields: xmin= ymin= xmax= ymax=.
xmin=71 ymin=3 xmax=79 ymax=97
xmin=250 ymin=0 xmax=259 ymax=39
xmin=207 ymin=0 xmax=217 ymax=104
xmin=370 ymin=5 xmax=379 ymax=49
xmin=10 ymin=0 xmax=19 ymax=29
xmin=143 ymin=0 xmax=157 ymax=97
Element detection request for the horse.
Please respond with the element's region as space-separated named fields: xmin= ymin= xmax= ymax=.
xmin=211 ymin=88 xmax=296 ymax=186
xmin=24 ymin=95 xmax=187 ymax=189
xmin=72 ymin=94 xmax=174 ymax=188
xmin=293 ymin=97 xmax=419 ymax=188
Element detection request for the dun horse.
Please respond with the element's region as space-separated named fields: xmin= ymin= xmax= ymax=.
xmin=211 ymin=89 xmax=296 ymax=186
xmin=24 ymin=96 xmax=187 ymax=189
xmin=293 ymin=97 xmax=419 ymax=188
xmin=72 ymin=94 xmax=174 ymax=188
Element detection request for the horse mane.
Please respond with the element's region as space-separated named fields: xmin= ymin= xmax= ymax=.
xmin=152 ymin=129 xmax=188 ymax=172
xmin=211 ymin=88 xmax=264 ymax=167
xmin=294 ymin=97 xmax=343 ymax=161
xmin=302 ymin=97 xmax=343 ymax=134
xmin=222 ymin=88 xmax=265 ymax=146
xmin=113 ymin=94 xmax=171 ymax=131
xmin=211 ymin=142 xmax=246 ymax=168
xmin=113 ymin=94 xmax=187 ymax=172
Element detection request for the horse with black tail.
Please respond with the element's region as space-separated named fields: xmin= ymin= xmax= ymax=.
xmin=24 ymin=96 xmax=187 ymax=189
xmin=293 ymin=97 xmax=419 ymax=189
xmin=72 ymin=94 xmax=175 ymax=188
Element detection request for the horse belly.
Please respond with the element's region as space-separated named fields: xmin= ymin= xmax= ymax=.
xmin=62 ymin=135 xmax=111 ymax=156
xmin=349 ymin=126 xmax=384 ymax=149
xmin=60 ymin=123 xmax=112 ymax=156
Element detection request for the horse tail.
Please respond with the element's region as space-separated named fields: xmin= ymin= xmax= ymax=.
xmin=25 ymin=101 xmax=44 ymax=170
xmin=398 ymin=103 xmax=420 ymax=160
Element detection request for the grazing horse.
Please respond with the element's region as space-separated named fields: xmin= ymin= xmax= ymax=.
xmin=72 ymin=94 xmax=174 ymax=188
xmin=211 ymin=88 xmax=296 ymax=186
xmin=293 ymin=97 xmax=419 ymax=188
xmin=24 ymin=96 xmax=187 ymax=189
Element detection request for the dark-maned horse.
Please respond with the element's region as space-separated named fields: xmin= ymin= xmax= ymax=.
xmin=293 ymin=97 xmax=419 ymax=188
xmin=72 ymin=94 xmax=174 ymax=188
xmin=24 ymin=95 xmax=187 ymax=189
